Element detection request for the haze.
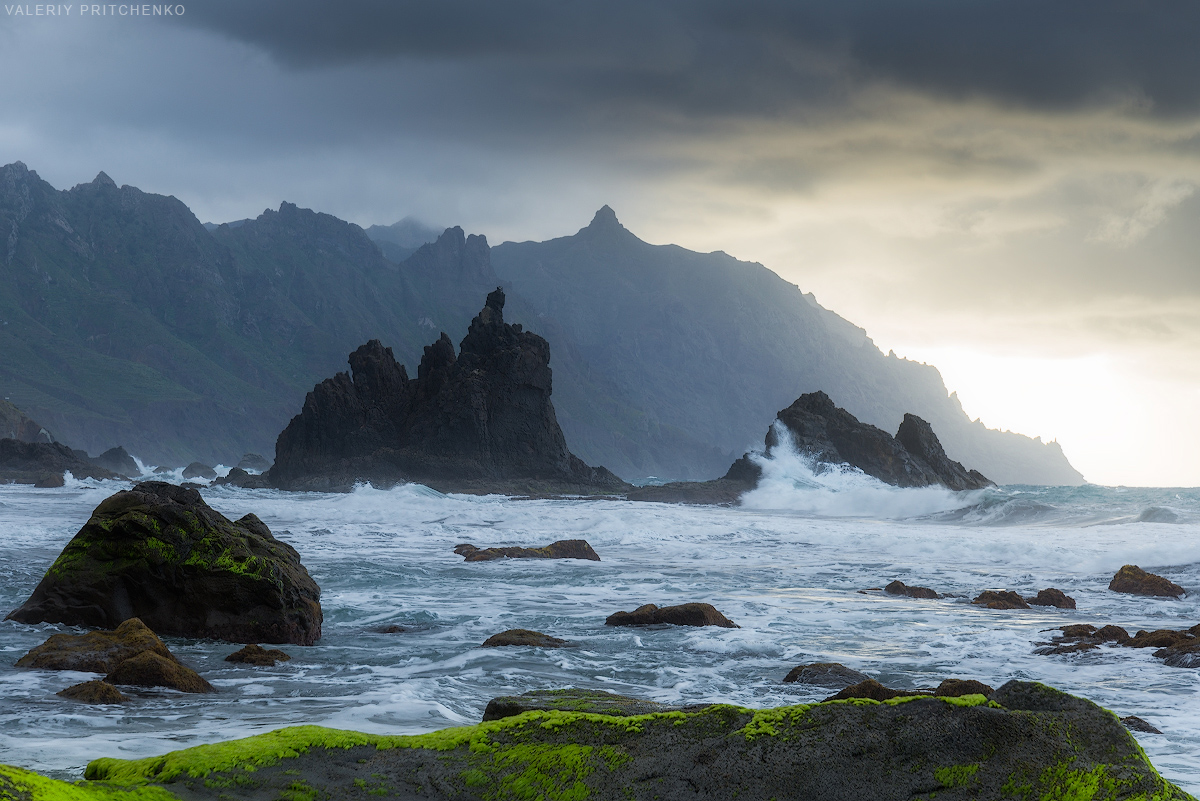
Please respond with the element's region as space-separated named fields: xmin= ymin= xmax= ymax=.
xmin=2 ymin=1 xmax=1197 ymax=486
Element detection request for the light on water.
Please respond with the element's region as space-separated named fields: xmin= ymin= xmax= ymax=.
xmin=1 ymin=464 xmax=1198 ymax=792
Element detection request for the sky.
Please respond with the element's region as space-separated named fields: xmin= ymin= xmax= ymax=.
xmin=2 ymin=1 xmax=1198 ymax=486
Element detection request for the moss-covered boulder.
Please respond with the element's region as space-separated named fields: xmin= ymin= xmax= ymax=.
xmin=481 ymin=629 xmax=572 ymax=648
xmin=971 ymin=589 xmax=1030 ymax=610
xmin=57 ymin=679 xmax=128 ymax=704
xmin=106 ymin=651 xmax=213 ymax=694
xmin=5 ymin=482 xmax=322 ymax=644
xmin=1109 ymin=564 xmax=1186 ymax=598
xmin=225 ymin=644 xmax=292 ymax=666
xmin=59 ymin=681 xmax=1193 ymax=801
xmin=16 ymin=618 xmax=173 ymax=673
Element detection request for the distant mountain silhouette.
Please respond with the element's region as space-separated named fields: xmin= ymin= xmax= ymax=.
xmin=0 ymin=161 xmax=1082 ymax=484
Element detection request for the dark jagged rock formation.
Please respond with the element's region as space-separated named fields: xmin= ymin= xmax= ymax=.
xmin=0 ymin=438 xmax=120 ymax=484
xmin=481 ymin=688 xmax=703 ymax=721
xmin=625 ymin=457 xmax=761 ymax=505
xmin=6 ymin=482 xmax=322 ymax=644
xmin=236 ymin=453 xmax=271 ymax=472
xmin=225 ymin=644 xmax=291 ymax=666
xmin=91 ymin=446 xmax=140 ymax=477
xmin=1037 ymin=622 xmax=1200 ymax=667
xmin=771 ymin=392 xmax=993 ymax=490
xmin=57 ymin=680 xmax=128 ymax=704
xmin=63 ymin=682 xmax=1196 ymax=801
xmin=1027 ymin=588 xmax=1076 ymax=609
xmin=213 ymin=467 xmax=273 ymax=488
xmin=884 ymin=580 xmax=941 ymax=599
xmin=454 ymin=539 xmax=600 ymax=562
xmin=972 ymin=590 xmax=1030 ymax=610
xmin=782 ymin=662 xmax=871 ymax=688
xmin=1109 ymin=564 xmax=1186 ymax=598
xmin=268 ymin=288 xmax=628 ymax=494
xmin=605 ymin=602 xmax=738 ymax=628
xmin=182 ymin=462 xmax=216 ymax=480
xmin=480 ymin=629 xmax=572 ymax=648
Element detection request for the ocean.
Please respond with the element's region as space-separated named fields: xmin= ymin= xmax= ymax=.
xmin=1 ymin=442 xmax=1198 ymax=792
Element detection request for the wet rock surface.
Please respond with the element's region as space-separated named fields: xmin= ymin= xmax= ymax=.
xmin=782 ymin=662 xmax=871 ymax=688
xmin=1026 ymin=588 xmax=1076 ymax=609
xmin=605 ymin=602 xmax=739 ymax=628
xmin=106 ymin=651 xmax=213 ymax=694
xmin=6 ymin=482 xmax=323 ymax=644
xmin=86 ymin=681 xmax=1194 ymax=801
xmin=1037 ymin=622 xmax=1200 ymax=667
xmin=1122 ymin=715 xmax=1163 ymax=734
xmin=57 ymin=679 xmax=129 ymax=704
xmin=454 ymin=539 xmax=600 ymax=561
xmin=225 ymin=644 xmax=292 ymax=666
xmin=480 ymin=629 xmax=572 ymax=648
xmin=91 ymin=446 xmax=140 ymax=477
xmin=1109 ymin=564 xmax=1186 ymax=598
xmin=884 ymin=580 xmax=940 ymax=599
xmin=236 ymin=453 xmax=271 ymax=473
xmin=16 ymin=618 xmax=174 ymax=673
xmin=0 ymin=438 xmax=120 ymax=485
xmin=972 ymin=590 xmax=1031 ymax=610
xmin=269 ymin=288 xmax=628 ymax=495
xmin=481 ymin=688 xmax=701 ymax=721
xmin=182 ymin=462 xmax=217 ymax=480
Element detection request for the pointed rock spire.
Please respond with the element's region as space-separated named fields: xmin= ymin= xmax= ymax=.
xmin=589 ymin=205 xmax=621 ymax=229
xmin=93 ymin=171 xmax=116 ymax=188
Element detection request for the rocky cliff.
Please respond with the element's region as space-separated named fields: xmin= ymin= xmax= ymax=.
xmin=269 ymin=289 xmax=626 ymax=493
xmin=772 ymin=392 xmax=992 ymax=490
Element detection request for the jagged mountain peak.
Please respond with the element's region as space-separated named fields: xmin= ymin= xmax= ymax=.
xmin=580 ymin=205 xmax=635 ymax=239
xmin=93 ymin=171 xmax=117 ymax=188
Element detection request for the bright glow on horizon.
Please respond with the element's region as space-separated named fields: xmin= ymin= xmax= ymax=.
xmin=898 ymin=346 xmax=1200 ymax=488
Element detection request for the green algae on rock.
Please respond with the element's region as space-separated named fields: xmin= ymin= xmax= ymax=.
xmin=5 ymin=482 xmax=322 ymax=645
xmin=65 ymin=681 xmax=1196 ymax=801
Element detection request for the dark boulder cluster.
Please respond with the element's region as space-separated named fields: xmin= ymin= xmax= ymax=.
xmin=6 ymin=481 xmax=322 ymax=645
xmin=19 ymin=618 xmax=213 ymax=700
xmin=880 ymin=580 xmax=1076 ymax=609
xmin=0 ymin=438 xmax=121 ymax=485
xmin=1039 ymin=622 xmax=1200 ymax=667
xmin=884 ymin=580 xmax=940 ymax=599
xmin=268 ymin=288 xmax=627 ymax=494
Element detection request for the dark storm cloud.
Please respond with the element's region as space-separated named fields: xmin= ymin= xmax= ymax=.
xmin=184 ymin=0 xmax=1200 ymax=117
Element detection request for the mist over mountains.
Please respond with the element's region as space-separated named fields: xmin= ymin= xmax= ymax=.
xmin=0 ymin=161 xmax=1082 ymax=485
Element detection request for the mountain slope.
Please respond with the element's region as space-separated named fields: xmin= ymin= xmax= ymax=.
xmin=490 ymin=207 xmax=1084 ymax=485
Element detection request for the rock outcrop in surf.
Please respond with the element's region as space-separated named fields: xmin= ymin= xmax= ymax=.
xmin=6 ymin=482 xmax=322 ymax=645
xmin=268 ymin=288 xmax=627 ymax=494
xmin=772 ymin=392 xmax=993 ymax=490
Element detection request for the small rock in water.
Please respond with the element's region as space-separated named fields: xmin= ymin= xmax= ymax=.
xmin=605 ymin=602 xmax=738 ymax=628
xmin=1121 ymin=715 xmax=1163 ymax=734
xmin=236 ymin=453 xmax=272 ymax=473
xmin=883 ymin=580 xmax=940 ymax=599
xmin=481 ymin=629 xmax=572 ymax=648
xmin=1026 ymin=588 xmax=1076 ymax=609
xmin=182 ymin=462 xmax=217 ymax=480
xmin=482 ymin=688 xmax=699 ymax=721
xmin=91 ymin=446 xmax=140 ymax=477
xmin=783 ymin=662 xmax=871 ymax=688
xmin=57 ymin=679 xmax=128 ymax=704
xmin=106 ymin=651 xmax=213 ymax=694
xmin=972 ymin=590 xmax=1030 ymax=610
xmin=1157 ymin=640 xmax=1200 ymax=668
xmin=934 ymin=678 xmax=994 ymax=697
xmin=1109 ymin=565 xmax=1185 ymax=598
xmin=824 ymin=679 xmax=911 ymax=702
xmin=1126 ymin=629 xmax=1193 ymax=649
xmin=16 ymin=618 xmax=176 ymax=673
xmin=153 ymin=465 xmax=175 ymax=474
xmin=34 ymin=474 xmax=65 ymax=488
xmin=454 ymin=539 xmax=601 ymax=561
xmin=225 ymin=644 xmax=292 ymax=666
xmin=379 ymin=625 xmax=407 ymax=634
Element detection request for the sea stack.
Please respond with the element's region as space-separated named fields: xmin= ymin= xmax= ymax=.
xmin=268 ymin=288 xmax=626 ymax=493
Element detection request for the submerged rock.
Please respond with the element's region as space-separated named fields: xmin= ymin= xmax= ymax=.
xmin=1122 ymin=715 xmax=1163 ymax=734
xmin=884 ymin=580 xmax=940 ymax=599
xmin=1109 ymin=564 xmax=1186 ymax=598
xmin=972 ymin=590 xmax=1030 ymax=610
xmin=182 ymin=462 xmax=217 ymax=480
xmin=1026 ymin=588 xmax=1076 ymax=609
xmin=213 ymin=467 xmax=272 ymax=488
xmin=481 ymin=629 xmax=572 ymax=648
xmin=605 ymin=602 xmax=738 ymax=628
xmin=77 ymin=681 xmax=1193 ymax=801
xmin=6 ymin=482 xmax=322 ymax=644
xmin=269 ymin=288 xmax=627 ymax=495
xmin=783 ymin=662 xmax=871 ymax=688
xmin=454 ymin=539 xmax=600 ymax=561
xmin=16 ymin=618 xmax=173 ymax=673
xmin=91 ymin=446 xmax=140 ymax=478
xmin=106 ymin=651 xmax=213 ymax=694
xmin=225 ymin=644 xmax=292 ymax=666
xmin=481 ymin=688 xmax=696 ymax=721
xmin=57 ymin=680 xmax=128 ymax=704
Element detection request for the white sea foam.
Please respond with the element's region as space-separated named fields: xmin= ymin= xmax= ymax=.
xmin=0 ymin=479 xmax=1197 ymax=790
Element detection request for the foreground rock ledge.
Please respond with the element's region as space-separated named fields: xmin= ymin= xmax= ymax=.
xmin=0 ymin=682 xmax=1183 ymax=800
xmin=5 ymin=482 xmax=322 ymax=644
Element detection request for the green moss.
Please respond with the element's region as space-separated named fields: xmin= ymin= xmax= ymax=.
xmin=278 ymin=779 xmax=318 ymax=801
xmin=486 ymin=743 xmax=594 ymax=801
xmin=0 ymin=764 xmax=180 ymax=800
xmin=935 ymin=764 xmax=980 ymax=788
xmin=739 ymin=704 xmax=812 ymax=740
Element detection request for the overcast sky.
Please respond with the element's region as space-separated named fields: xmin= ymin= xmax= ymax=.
xmin=3 ymin=1 xmax=1198 ymax=485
